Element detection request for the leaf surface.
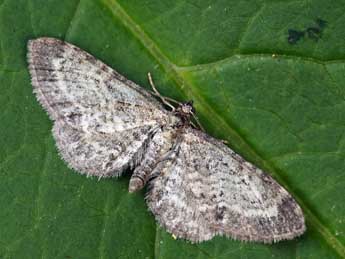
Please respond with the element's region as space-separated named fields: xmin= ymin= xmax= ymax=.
xmin=0 ymin=0 xmax=344 ymax=258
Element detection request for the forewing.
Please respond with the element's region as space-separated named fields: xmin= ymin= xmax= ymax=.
xmin=147 ymin=128 xmax=306 ymax=243
xmin=28 ymin=37 xmax=169 ymax=176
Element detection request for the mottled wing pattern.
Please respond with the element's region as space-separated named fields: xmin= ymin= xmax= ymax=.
xmin=147 ymin=128 xmax=306 ymax=243
xmin=27 ymin=37 xmax=170 ymax=177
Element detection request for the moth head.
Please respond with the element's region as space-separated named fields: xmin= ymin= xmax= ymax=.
xmin=175 ymin=100 xmax=196 ymax=124
xmin=178 ymin=100 xmax=195 ymax=115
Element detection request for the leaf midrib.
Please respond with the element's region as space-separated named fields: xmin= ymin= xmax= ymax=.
xmin=73 ymin=0 xmax=345 ymax=257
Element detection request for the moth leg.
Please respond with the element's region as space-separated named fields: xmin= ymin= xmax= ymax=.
xmin=190 ymin=113 xmax=205 ymax=132
xmin=129 ymin=128 xmax=178 ymax=193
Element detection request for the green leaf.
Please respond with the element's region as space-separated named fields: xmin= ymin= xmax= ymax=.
xmin=1 ymin=0 xmax=344 ymax=258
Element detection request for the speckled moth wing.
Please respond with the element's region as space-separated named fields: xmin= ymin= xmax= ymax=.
xmin=27 ymin=37 xmax=169 ymax=177
xmin=146 ymin=128 xmax=306 ymax=243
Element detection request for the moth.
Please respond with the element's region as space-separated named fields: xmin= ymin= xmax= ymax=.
xmin=27 ymin=37 xmax=306 ymax=243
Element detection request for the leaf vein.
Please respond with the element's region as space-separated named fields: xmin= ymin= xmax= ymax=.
xmin=64 ymin=0 xmax=82 ymax=40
